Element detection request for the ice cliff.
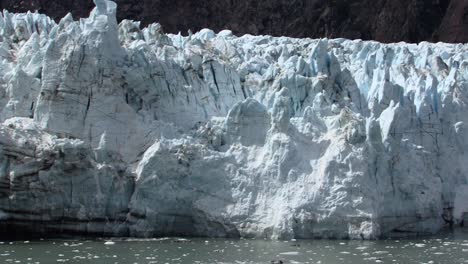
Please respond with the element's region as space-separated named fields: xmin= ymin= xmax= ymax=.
xmin=0 ymin=0 xmax=467 ymax=239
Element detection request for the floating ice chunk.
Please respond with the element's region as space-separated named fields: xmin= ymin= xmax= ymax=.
xmin=279 ymin=252 xmax=300 ymax=256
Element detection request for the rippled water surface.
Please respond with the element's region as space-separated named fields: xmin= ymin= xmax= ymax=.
xmin=1 ymin=230 xmax=468 ymax=263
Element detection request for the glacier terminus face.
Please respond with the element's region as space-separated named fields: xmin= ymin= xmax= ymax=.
xmin=0 ymin=0 xmax=467 ymax=239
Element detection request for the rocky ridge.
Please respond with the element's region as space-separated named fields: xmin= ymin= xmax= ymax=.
xmin=1 ymin=0 xmax=467 ymax=44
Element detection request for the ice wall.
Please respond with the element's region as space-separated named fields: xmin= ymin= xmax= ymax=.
xmin=0 ymin=0 xmax=467 ymax=239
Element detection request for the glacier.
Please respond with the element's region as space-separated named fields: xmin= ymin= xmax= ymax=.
xmin=0 ymin=0 xmax=467 ymax=239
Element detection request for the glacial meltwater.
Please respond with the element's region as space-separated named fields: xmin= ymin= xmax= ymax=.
xmin=0 ymin=230 xmax=467 ymax=264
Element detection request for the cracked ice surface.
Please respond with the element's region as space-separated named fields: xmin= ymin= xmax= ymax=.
xmin=0 ymin=0 xmax=467 ymax=239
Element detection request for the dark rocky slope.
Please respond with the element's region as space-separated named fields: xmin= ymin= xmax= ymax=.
xmin=0 ymin=0 xmax=467 ymax=44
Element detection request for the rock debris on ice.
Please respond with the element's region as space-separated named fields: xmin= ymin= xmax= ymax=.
xmin=0 ymin=0 xmax=467 ymax=239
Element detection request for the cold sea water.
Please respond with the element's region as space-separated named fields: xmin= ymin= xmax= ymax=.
xmin=0 ymin=229 xmax=467 ymax=263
